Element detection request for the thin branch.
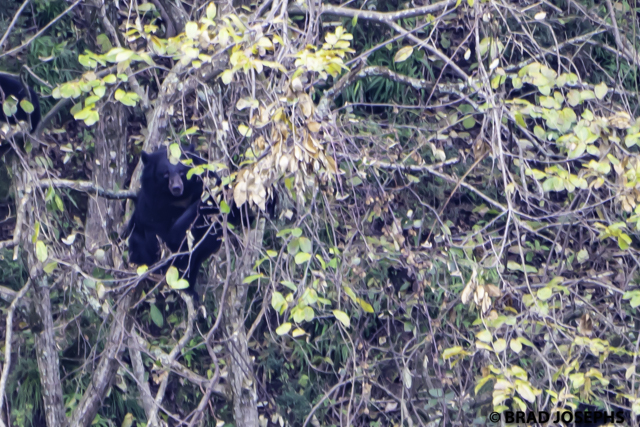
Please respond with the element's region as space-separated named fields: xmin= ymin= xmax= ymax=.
xmin=302 ymin=376 xmax=363 ymax=427
xmin=0 ymin=0 xmax=31 ymax=51
xmin=0 ymin=193 xmax=28 ymax=251
xmin=317 ymin=65 xmax=477 ymax=117
xmin=319 ymin=3 xmax=471 ymax=82
xmin=0 ymin=0 xmax=83 ymax=60
xmin=146 ymin=293 xmax=198 ymax=426
xmin=0 ymin=279 xmax=31 ymax=427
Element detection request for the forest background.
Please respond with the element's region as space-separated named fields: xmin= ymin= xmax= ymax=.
xmin=0 ymin=0 xmax=639 ymax=425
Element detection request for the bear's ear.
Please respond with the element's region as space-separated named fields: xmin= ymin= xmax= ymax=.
xmin=186 ymin=143 xmax=196 ymax=154
xmin=141 ymin=151 xmax=150 ymax=165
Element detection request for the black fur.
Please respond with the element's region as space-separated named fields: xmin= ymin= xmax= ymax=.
xmin=0 ymin=73 xmax=41 ymax=132
xmin=127 ymin=145 xmax=270 ymax=298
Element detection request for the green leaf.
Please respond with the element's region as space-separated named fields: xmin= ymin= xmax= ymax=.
xmin=220 ymin=200 xmax=230 ymax=214
xmin=477 ymin=329 xmax=492 ymax=343
xmin=512 ymin=77 xmax=523 ymax=89
xmin=303 ymin=306 xmax=315 ymax=321
xmin=35 ymin=241 xmax=48 ymax=263
xmin=287 ymin=239 xmax=300 ymax=256
xmin=292 ymin=307 xmax=305 ymax=323
xmin=537 ymin=287 xmax=553 ymax=300
xmin=580 ymin=90 xmax=596 ymax=101
xmin=294 ymin=252 xmax=312 ymax=264
xmin=2 ymin=97 xmax=17 ymax=117
xmin=333 ymin=310 xmax=351 ymax=327
xmin=103 ymin=74 xmax=117 ymax=84
xmin=43 ymin=262 xmax=58 ymax=274
xmin=493 ymin=338 xmax=507 ymax=353
xmin=462 ymin=116 xmax=476 ymax=129
xmin=114 ymin=89 xmax=140 ymax=107
xmin=567 ymin=90 xmax=581 ymax=107
xmin=150 ymin=303 xmax=164 ymax=328
xmin=507 ymin=261 xmax=523 ymax=272
xmin=298 ymin=236 xmax=312 ymax=253
xmin=19 ymin=99 xmax=34 ymax=113
xmin=271 ymin=291 xmax=287 ymax=314
xmin=510 ymin=339 xmax=523 ymax=353
xmin=138 ymin=2 xmax=156 ymax=11
xmin=594 ymin=82 xmax=608 ymax=100
xmin=242 ymin=274 xmax=265 ymax=284
xmin=166 ymin=266 xmax=189 ymax=289
xmin=281 ymin=280 xmax=297 ymax=292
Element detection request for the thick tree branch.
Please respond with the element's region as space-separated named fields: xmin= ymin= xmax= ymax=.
xmin=127 ymin=335 xmax=156 ymax=419
xmin=39 ymin=178 xmax=136 ymax=199
xmin=68 ymin=293 xmax=134 ymax=427
xmin=320 ymin=1 xmax=457 ymax=22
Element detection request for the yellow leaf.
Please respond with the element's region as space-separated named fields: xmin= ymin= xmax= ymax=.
xmin=516 ymin=380 xmax=537 ymax=402
xmin=333 ymin=310 xmax=351 ymax=327
xmin=220 ymin=69 xmax=233 ymax=85
xmin=394 ymin=46 xmax=414 ymax=63
xmin=292 ymin=328 xmax=306 ymax=337
xmin=534 ymin=11 xmax=546 ymax=20
xmin=358 ymin=298 xmax=374 ymax=313
xmin=276 ymin=322 xmax=292 ymax=335
xmin=442 ymin=346 xmax=464 ymax=360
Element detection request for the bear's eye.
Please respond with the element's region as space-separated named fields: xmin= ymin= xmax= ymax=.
xmin=163 ymin=172 xmax=169 ymax=179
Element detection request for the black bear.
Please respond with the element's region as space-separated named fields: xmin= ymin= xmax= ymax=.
xmin=127 ymin=144 xmax=263 ymax=298
xmin=0 ymin=72 xmax=41 ymax=132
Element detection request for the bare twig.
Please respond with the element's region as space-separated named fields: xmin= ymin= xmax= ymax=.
xmin=0 ymin=279 xmax=31 ymax=427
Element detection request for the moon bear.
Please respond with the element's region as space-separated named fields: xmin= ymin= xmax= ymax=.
xmin=127 ymin=145 xmax=272 ymax=298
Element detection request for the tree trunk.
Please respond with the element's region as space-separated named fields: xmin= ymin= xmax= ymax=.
xmin=84 ymin=101 xmax=128 ymax=267
xmin=224 ymin=219 xmax=265 ymax=427
xmin=69 ymin=101 xmax=133 ymax=427
xmin=15 ymin=161 xmax=68 ymax=427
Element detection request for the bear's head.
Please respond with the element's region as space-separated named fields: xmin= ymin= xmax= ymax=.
xmin=140 ymin=144 xmax=205 ymax=198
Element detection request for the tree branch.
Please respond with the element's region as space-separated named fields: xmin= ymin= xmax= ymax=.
xmin=0 ymin=279 xmax=31 ymax=427
xmin=146 ymin=293 xmax=198 ymax=426
xmin=68 ymin=293 xmax=134 ymax=427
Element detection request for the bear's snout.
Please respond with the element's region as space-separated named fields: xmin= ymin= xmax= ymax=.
xmin=169 ymin=174 xmax=184 ymax=196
